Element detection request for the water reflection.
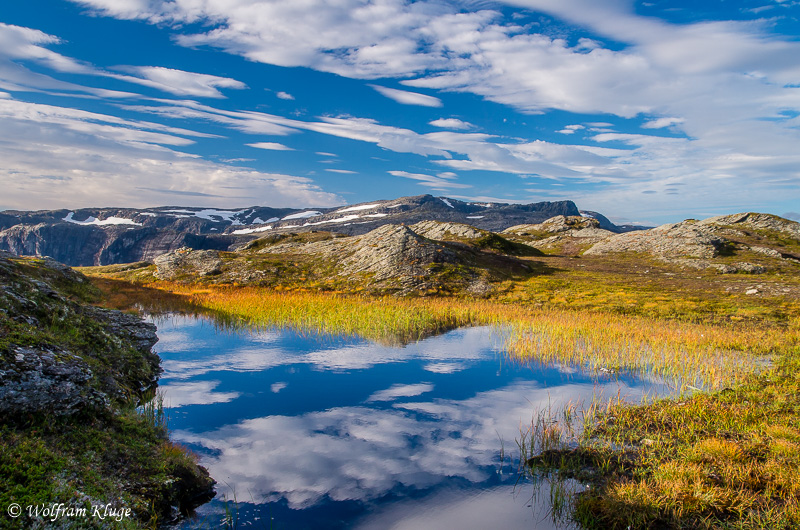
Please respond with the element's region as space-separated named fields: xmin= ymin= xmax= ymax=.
xmin=153 ymin=315 xmax=670 ymax=529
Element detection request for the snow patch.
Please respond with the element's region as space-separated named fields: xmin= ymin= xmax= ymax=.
xmin=63 ymin=212 xmax=141 ymax=227
xmin=164 ymin=208 xmax=248 ymax=225
xmin=252 ymin=217 xmax=279 ymax=225
xmin=364 ymin=213 xmax=388 ymax=218
xmin=303 ymin=215 xmax=361 ymax=226
xmin=387 ymin=204 xmax=403 ymax=209
xmin=193 ymin=209 xmax=248 ymax=225
xmin=232 ymin=225 xmax=274 ymax=235
xmin=282 ymin=211 xmax=322 ymax=220
xmin=337 ymin=203 xmax=382 ymax=213
xmin=440 ymin=198 xmax=454 ymax=208
xmin=466 ymin=216 xmax=485 ymax=219
xmin=139 ymin=212 xmax=157 ymax=217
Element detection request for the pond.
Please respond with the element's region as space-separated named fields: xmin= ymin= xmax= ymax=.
xmin=151 ymin=314 xmax=673 ymax=529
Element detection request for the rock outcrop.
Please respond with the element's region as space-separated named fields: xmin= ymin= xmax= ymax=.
xmin=0 ymin=254 xmax=215 ymax=526
xmin=584 ymin=221 xmax=727 ymax=259
xmin=154 ymin=248 xmax=224 ymax=280
xmin=339 ymin=224 xmax=458 ymax=282
xmin=503 ymin=216 xmax=615 ymax=253
xmin=408 ymin=220 xmax=485 ymax=241
xmin=0 ymin=254 xmax=160 ymax=416
xmin=584 ymin=213 xmax=800 ymax=273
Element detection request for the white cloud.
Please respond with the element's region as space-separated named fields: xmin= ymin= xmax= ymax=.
xmin=247 ymin=142 xmax=294 ymax=151
xmin=111 ymin=66 xmax=247 ymax=98
xmin=159 ymin=380 xmax=240 ymax=407
xmin=642 ymin=116 xmax=684 ymax=129
xmin=271 ymin=382 xmax=288 ymax=393
xmin=325 ymin=169 xmax=357 ymax=174
xmin=429 ymin=118 xmax=474 ymax=130
xmin=276 ymin=91 xmax=294 ymax=100
xmin=0 ymin=98 xmax=341 ymax=210
xmin=370 ymin=84 xmax=442 ymax=107
xmin=557 ymin=124 xmax=584 ymax=134
xmin=55 ymin=1 xmax=800 ymax=218
xmin=389 ymin=170 xmax=471 ymax=189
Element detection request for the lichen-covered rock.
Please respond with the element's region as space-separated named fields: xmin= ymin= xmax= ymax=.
xmin=584 ymin=221 xmax=728 ymax=259
xmin=0 ymin=346 xmax=108 ymax=416
xmin=697 ymin=212 xmax=800 ymax=239
xmin=341 ymin=224 xmax=457 ymax=282
xmin=504 ymin=215 xmax=602 ymax=236
xmin=0 ymin=254 xmax=161 ymax=415
xmin=154 ymin=248 xmax=223 ymax=280
xmin=409 ymin=220 xmax=485 ymax=241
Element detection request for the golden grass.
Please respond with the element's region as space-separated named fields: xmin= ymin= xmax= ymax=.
xmin=93 ymin=280 xmax=798 ymax=392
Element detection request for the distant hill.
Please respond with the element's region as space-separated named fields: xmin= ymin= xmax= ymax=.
xmin=0 ymin=195 xmax=629 ymax=266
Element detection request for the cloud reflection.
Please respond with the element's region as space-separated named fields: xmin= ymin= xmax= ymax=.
xmin=173 ymin=379 xmax=646 ymax=509
xmin=366 ymin=383 xmax=434 ymax=402
xmin=157 ymin=323 xmax=499 ymax=380
xmin=159 ymin=380 xmax=240 ymax=407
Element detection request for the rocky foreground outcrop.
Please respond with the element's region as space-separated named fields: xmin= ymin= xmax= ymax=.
xmin=0 ymin=253 xmax=214 ymax=527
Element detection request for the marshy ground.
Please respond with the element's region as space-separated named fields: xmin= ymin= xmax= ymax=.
xmin=84 ymin=234 xmax=800 ymax=529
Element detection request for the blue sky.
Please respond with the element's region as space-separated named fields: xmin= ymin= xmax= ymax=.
xmin=1 ymin=0 xmax=799 ymax=224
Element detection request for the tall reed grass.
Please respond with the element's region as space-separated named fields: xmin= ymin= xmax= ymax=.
xmin=136 ymin=283 xmax=796 ymax=391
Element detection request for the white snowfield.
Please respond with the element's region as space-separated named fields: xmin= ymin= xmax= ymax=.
xmin=232 ymin=225 xmax=274 ymax=235
xmin=440 ymin=198 xmax=454 ymax=208
xmin=252 ymin=217 xmax=280 ymax=225
xmin=282 ymin=211 xmax=323 ymax=220
xmin=466 ymin=216 xmax=485 ymax=219
xmin=63 ymin=212 xmax=142 ymax=227
xmin=164 ymin=208 xmax=248 ymax=225
xmin=336 ymin=203 xmax=382 ymax=213
xmin=302 ymin=214 xmax=361 ymax=226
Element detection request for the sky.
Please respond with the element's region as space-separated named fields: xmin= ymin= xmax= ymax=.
xmin=1 ymin=0 xmax=799 ymax=225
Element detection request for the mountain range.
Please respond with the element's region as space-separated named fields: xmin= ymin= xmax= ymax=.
xmin=0 ymin=194 xmax=636 ymax=266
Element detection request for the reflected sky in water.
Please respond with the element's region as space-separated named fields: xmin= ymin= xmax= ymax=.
xmin=152 ymin=314 xmax=671 ymax=529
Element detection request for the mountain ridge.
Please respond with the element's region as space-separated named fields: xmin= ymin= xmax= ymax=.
xmin=0 ymin=195 xmax=627 ymax=266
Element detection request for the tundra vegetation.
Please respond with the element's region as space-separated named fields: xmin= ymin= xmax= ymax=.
xmin=69 ymin=214 xmax=800 ymax=528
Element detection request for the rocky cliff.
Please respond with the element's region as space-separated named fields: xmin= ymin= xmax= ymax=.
xmin=0 ymin=253 xmax=214 ymax=527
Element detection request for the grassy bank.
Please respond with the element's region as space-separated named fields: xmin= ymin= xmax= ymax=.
xmin=0 ymin=257 xmax=213 ymax=529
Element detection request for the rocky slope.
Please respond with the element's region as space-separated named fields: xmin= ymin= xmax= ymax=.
xmin=149 ymin=222 xmax=538 ymax=296
xmin=0 ymin=195 xmax=623 ymax=266
xmin=502 ymin=215 xmax=615 ymax=253
xmin=0 ymin=253 xmax=214 ymax=527
xmin=584 ymin=212 xmax=800 ymax=273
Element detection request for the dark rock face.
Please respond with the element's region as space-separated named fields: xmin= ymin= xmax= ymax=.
xmin=0 ymin=195 xmax=609 ymax=266
xmin=1 ymin=345 xmax=109 ymax=416
xmin=0 ymin=255 xmax=160 ymax=416
xmin=0 ymin=223 xmax=235 ymax=267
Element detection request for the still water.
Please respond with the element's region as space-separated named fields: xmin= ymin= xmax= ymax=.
xmin=151 ymin=314 xmax=671 ymax=529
